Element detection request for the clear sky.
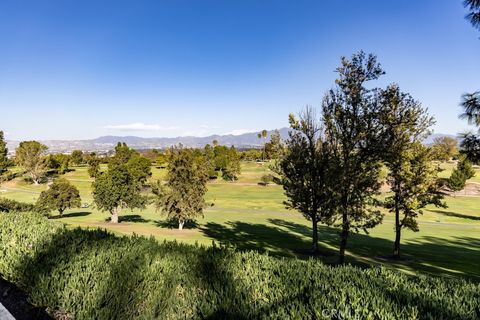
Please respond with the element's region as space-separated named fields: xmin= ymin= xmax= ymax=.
xmin=0 ymin=0 xmax=479 ymax=140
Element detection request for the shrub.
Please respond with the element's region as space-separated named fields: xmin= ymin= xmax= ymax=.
xmin=0 ymin=197 xmax=36 ymax=213
xmin=0 ymin=213 xmax=479 ymax=319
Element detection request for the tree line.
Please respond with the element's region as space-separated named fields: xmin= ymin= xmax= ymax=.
xmin=275 ymin=51 xmax=477 ymax=262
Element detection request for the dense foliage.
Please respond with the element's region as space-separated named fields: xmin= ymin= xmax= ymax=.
xmin=92 ymin=164 xmax=146 ymax=223
xmin=36 ymin=178 xmax=82 ymax=216
xmin=0 ymin=130 xmax=9 ymax=175
xmin=0 ymin=213 xmax=478 ymax=320
xmin=0 ymin=197 xmax=36 ymax=213
xmin=154 ymin=147 xmax=208 ymax=229
xmin=322 ymin=51 xmax=385 ymax=263
xmin=276 ymin=107 xmax=332 ymax=253
xmin=15 ymin=140 xmax=48 ymax=184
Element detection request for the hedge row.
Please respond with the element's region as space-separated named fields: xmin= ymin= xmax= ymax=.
xmin=0 ymin=197 xmax=36 ymax=213
xmin=0 ymin=212 xmax=478 ymax=319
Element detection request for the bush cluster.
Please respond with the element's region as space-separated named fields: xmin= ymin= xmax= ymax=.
xmin=0 ymin=197 xmax=36 ymax=213
xmin=0 ymin=213 xmax=478 ymax=319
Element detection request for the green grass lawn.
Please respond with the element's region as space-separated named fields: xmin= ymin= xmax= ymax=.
xmin=1 ymin=161 xmax=479 ymax=280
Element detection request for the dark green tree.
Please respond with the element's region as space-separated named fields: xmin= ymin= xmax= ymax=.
xmin=126 ymin=154 xmax=152 ymax=186
xmin=44 ymin=154 xmax=70 ymax=174
xmin=92 ymin=164 xmax=146 ymax=223
xmin=276 ymin=107 xmax=333 ymax=253
xmin=87 ymin=156 xmax=101 ymax=178
xmin=36 ymin=178 xmax=82 ymax=217
xmin=0 ymin=131 xmax=9 ymax=175
xmin=457 ymin=157 xmax=476 ymax=179
xmin=448 ymin=168 xmax=467 ymax=196
xmin=70 ymin=150 xmax=84 ymax=166
xmin=378 ymin=84 xmax=445 ymax=258
xmin=154 ymin=147 xmax=208 ymax=230
xmin=322 ymin=51 xmax=384 ymax=263
xmin=448 ymin=156 xmax=477 ymax=196
xmin=213 ymin=145 xmax=241 ymax=181
xmin=15 ymin=141 xmax=48 ymax=184
xmin=111 ymin=142 xmax=134 ymax=165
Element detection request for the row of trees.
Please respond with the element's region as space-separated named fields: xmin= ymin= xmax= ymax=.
xmin=90 ymin=142 xmax=209 ymax=228
xmin=276 ymin=52 xmax=446 ymax=261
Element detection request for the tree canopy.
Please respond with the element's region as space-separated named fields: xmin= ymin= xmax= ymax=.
xmin=0 ymin=131 xmax=9 ymax=175
xmin=154 ymin=147 xmax=208 ymax=230
xmin=322 ymin=51 xmax=385 ymax=263
xmin=92 ymin=164 xmax=146 ymax=223
xmin=37 ymin=178 xmax=82 ymax=216
xmin=276 ymin=106 xmax=333 ymax=252
xmin=15 ymin=141 xmax=48 ymax=184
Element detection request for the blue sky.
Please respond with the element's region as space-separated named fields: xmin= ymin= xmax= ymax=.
xmin=0 ymin=0 xmax=479 ymax=140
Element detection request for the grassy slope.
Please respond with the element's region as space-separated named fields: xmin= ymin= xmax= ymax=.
xmin=1 ymin=162 xmax=479 ymax=280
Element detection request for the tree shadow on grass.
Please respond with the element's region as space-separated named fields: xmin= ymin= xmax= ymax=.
xmin=282 ymin=219 xmax=480 ymax=279
xmin=50 ymin=211 xmax=91 ymax=219
xmin=430 ymin=209 xmax=480 ymax=221
xmin=154 ymin=219 xmax=199 ymax=229
xmin=201 ymin=220 xmax=321 ymax=258
xmin=103 ymin=214 xmax=151 ymax=223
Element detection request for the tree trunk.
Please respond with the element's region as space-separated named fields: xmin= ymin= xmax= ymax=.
xmin=59 ymin=209 xmax=64 ymax=217
xmin=393 ymin=224 xmax=401 ymax=258
xmin=393 ymin=193 xmax=401 ymax=258
xmin=178 ymin=220 xmax=184 ymax=230
xmin=339 ymin=212 xmax=349 ymax=264
xmin=110 ymin=208 xmax=119 ymax=223
xmin=312 ymin=218 xmax=319 ymax=253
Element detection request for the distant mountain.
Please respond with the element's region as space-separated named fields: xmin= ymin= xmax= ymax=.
xmin=5 ymin=129 xmax=460 ymax=155
xmin=6 ymin=128 xmax=291 ymax=154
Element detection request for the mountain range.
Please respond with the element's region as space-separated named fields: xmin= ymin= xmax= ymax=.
xmin=6 ymin=128 xmax=291 ymax=154
xmin=5 ymin=129 xmax=457 ymax=155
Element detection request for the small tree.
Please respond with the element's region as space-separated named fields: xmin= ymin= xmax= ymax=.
xmin=378 ymin=84 xmax=445 ymax=258
xmin=36 ymin=178 xmax=82 ymax=217
xmin=45 ymin=154 xmax=70 ymax=174
xmin=87 ymin=157 xmax=101 ymax=178
xmin=448 ymin=168 xmax=467 ymax=196
xmin=0 ymin=131 xmax=10 ymax=175
xmin=264 ymin=129 xmax=284 ymax=160
xmin=92 ymin=164 xmax=146 ymax=223
xmin=154 ymin=147 xmax=208 ymax=230
xmin=458 ymin=157 xmax=476 ymax=180
xmin=259 ymin=174 xmax=273 ymax=186
xmin=213 ymin=145 xmax=241 ymax=181
xmin=276 ymin=107 xmax=333 ymax=253
xmin=70 ymin=150 xmax=84 ymax=166
xmin=385 ymin=143 xmax=446 ymax=257
xmin=15 ymin=141 xmax=48 ymax=184
xmin=448 ymin=157 xmax=476 ymax=196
